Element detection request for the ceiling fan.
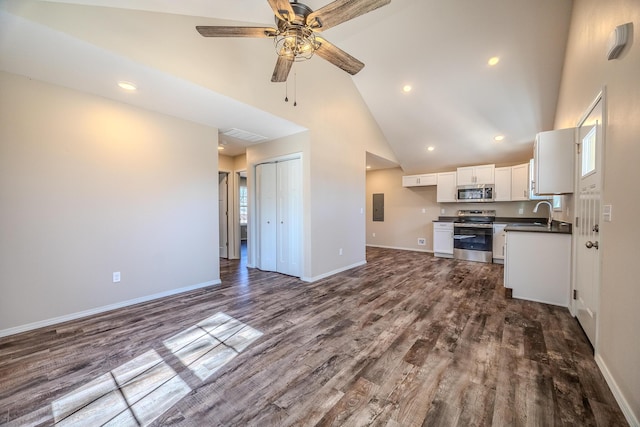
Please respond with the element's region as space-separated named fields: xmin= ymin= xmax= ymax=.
xmin=196 ymin=0 xmax=391 ymax=82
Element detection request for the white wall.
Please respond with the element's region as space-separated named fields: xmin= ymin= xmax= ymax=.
xmin=554 ymin=0 xmax=640 ymax=423
xmin=4 ymin=2 xmax=397 ymax=283
xmin=0 ymin=71 xmax=219 ymax=334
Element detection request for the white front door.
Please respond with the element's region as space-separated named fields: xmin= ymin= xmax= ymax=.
xmin=574 ymin=94 xmax=604 ymax=347
xmin=218 ymin=172 xmax=229 ymax=258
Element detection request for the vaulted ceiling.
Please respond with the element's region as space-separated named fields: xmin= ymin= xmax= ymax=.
xmin=0 ymin=0 xmax=573 ymax=172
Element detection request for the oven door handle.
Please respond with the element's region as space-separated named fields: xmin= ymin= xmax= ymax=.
xmin=454 ymin=223 xmax=493 ymax=229
xmin=453 ymin=235 xmax=476 ymax=240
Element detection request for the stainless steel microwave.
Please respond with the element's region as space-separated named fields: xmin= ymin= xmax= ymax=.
xmin=456 ymin=184 xmax=494 ymax=202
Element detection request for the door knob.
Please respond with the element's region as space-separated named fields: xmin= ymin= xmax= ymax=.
xmin=585 ymin=241 xmax=599 ymax=249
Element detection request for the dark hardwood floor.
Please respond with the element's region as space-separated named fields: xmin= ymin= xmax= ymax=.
xmin=0 ymin=247 xmax=628 ymax=426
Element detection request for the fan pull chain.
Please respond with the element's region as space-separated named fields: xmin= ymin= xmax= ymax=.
xmin=284 ymin=78 xmax=289 ymax=103
xmin=293 ymin=66 xmax=297 ymax=107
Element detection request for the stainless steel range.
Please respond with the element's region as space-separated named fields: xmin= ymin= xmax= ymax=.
xmin=453 ymin=210 xmax=495 ymax=263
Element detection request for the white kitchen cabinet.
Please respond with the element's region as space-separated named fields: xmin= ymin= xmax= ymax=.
xmin=492 ymin=223 xmax=507 ymax=263
xmin=510 ymin=163 xmax=530 ymax=201
xmin=436 ymin=172 xmax=457 ymax=202
xmin=504 ymin=231 xmax=571 ymax=306
xmin=529 ymin=159 xmax=552 ymax=200
xmin=494 ymin=167 xmax=512 ymax=201
xmin=457 ymin=164 xmax=495 ymax=185
xmin=433 ymin=222 xmax=454 ymax=258
xmin=402 ymin=173 xmax=437 ymax=187
xmin=534 ymin=128 xmax=575 ymax=194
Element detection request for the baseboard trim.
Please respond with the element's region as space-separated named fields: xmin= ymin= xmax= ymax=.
xmin=366 ymin=244 xmax=432 ymax=253
xmin=595 ymin=352 xmax=640 ymax=427
xmin=0 ymin=279 xmax=221 ymax=338
xmin=301 ymin=260 xmax=367 ymax=283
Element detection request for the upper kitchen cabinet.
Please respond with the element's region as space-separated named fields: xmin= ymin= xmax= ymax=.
xmin=534 ymin=128 xmax=575 ymax=194
xmin=494 ymin=167 xmax=512 ymax=201
xmin=436 ymin=172 xmax=457 ymax=202
xmin=510 ymin=163 xmax=530 ymax=201
xmin=457 ymin=164 xmax=495 ymax=185
xmin=402 ymin=173 xmax=437 ymax=187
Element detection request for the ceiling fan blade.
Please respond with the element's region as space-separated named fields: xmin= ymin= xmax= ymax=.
xmin=267 ymin=0 xmax=296 ymax=22
xmin=315 ymin=37 xmax=364 ymax=75
xmin=271 ymin=56 xmax=294 ymax=82
xmin=196 ymin=26 xmax=277 ymax=38
xmin=306 ymin=0 xmax=390 ymax=31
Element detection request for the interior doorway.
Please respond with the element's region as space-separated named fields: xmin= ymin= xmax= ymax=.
xmin=237 ymin=170 xmax=248 ymax=262
xmin=218 ymin=172 xmax=229 ymax=259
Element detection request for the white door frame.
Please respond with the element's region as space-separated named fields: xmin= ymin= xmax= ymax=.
xmin=571 ymin=87 xmax=606 ymax=349
xmin=250 ymin=153 xmax=303 ymax=277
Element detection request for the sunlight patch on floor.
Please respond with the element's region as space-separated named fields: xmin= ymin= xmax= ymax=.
xmin=163 ymin=312 xmax=263 ymax=381
xmin=51 ymin=350 xmax=190 ymax=426
xmin=50 ymin=312 xmax=262 ymax=426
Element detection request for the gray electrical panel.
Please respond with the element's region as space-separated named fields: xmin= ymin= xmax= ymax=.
xmin=373 ymin=193 xmax=384 ymax=222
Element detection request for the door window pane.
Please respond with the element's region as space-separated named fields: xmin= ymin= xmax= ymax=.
xmin=581 ymin=125 xmax=596 ymax=177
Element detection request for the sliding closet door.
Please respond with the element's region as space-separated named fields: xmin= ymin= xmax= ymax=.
xmin=277 ymin=158 xmax=302 ymax=277
xmin=256 ymin=162 xmax=277 ymax=271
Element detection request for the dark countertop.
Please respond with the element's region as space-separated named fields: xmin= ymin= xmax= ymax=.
xmin=433 ymin=217 xmax=572 ymax=234
xmin=504 ymin=221 xmax=572 ymax=234
xmin=433 ymin=217 xmax=547 ymax=224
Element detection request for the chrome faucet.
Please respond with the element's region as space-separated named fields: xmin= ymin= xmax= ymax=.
xmin=533 ymin=200 xmax=553 ymax=229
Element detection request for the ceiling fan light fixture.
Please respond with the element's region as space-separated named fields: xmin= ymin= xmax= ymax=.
xmin=274 ymin=26 xmax=318 ymax=61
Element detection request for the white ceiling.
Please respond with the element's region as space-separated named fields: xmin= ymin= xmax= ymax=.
xmin=0 ymin=0 xmax=573 ymax=172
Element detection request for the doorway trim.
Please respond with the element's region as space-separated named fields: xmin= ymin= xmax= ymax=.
xmin=249 ymin=152 xmax=304 ymax=276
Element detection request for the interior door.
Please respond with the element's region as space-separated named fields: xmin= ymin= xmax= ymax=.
xmin=276 ymin=158 xmax=302 ymax=277
xmin=218 ymin=172 xmax=229 ymax=259
xmin=256 ymin=163 xmax=277 ymax=271
xmin=574 ymin=95 xmax=603 ymax=347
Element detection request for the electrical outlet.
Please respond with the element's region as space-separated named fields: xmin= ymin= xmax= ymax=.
xmin=113 ymin=272 xmax=121 ymax=283
xmin=417 ymin=238 xmax=426 ymax=246
xmin=421 ymin=208 xmax=426 ymax=213
xmin=518 ymin=208 xmax=524 ymax=215
xmin=372 ymin=232 xmax=376 ymax=237
xmin=339 ymin=248 xmax=343 ymax=255
xmin=441 ymin=208 xmax=445 ymax=214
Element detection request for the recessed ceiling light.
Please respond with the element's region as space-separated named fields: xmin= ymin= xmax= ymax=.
xmin=366 ymin=165 xmax=371 ymax=169
xmin=427 ymin=146 xmax=435 ymax=151
xmin=117 ymin=81 xmax=137 ymax=91
xmin=488 ymin=56 xmax=500 ymax=66
xmin=217 ymin=145 xmax=225 ymax=151
xmin=402 ymin=84 xmax=412 ymax=93
xmin=494 ymin=135 xmax=505 ymax=142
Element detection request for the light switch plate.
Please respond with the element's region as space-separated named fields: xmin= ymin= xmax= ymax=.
xmin=603 ymin=204 xmax=612 ymax=222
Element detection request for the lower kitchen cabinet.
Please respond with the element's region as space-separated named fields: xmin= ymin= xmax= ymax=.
xmin=492 ymin=223 xmax=507 ymax=263
xmin=433 ymin=222 xmax=453 ymax=258
xmin=504 ymin=231 xmax=571 ymax=306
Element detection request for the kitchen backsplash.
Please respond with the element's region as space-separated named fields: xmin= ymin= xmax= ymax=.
xmin=437 ymin=201 xmax=549 ymax=218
